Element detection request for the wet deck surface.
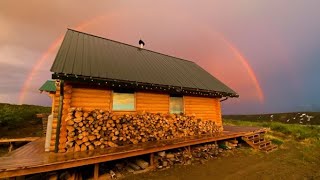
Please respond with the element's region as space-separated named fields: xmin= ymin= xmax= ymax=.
xmin=0 ymin=125 xmax=266 ymax=178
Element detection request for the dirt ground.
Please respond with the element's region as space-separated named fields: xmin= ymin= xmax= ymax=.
xmin=126 ymin=141 xmax=320 ymax=180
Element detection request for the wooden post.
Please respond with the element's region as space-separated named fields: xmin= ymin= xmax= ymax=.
xmin=16 ymin=176 xmax=25 ymax=180
xmin=55 ymin=80 xmax=64 ymax=153
xmin=94 ymin=163 xmax=99 ymax=180
xmin=150 ymin=153 xmax=154 ymax=167
xmin=8 ymin=142 xmax=13 ymax=152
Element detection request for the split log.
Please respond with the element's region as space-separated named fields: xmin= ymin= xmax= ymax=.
xmin=134 ymin=159 xmax=149 ymax=169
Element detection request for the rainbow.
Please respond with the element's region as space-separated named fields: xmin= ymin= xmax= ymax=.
xmin=18 ymin=16 xmax=264 ymax=104
xmin=218 ymin=35 xmax=265 ymax=103
xmin=18 ymin=15 xmax=107 ymax=104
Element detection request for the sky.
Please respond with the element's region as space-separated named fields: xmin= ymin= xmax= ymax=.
xmin=1 ymin=0 xmax=320 ymax=114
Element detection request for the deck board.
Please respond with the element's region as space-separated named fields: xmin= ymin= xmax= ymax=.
xmin=0 ymin=125 xmax=266 ymax=178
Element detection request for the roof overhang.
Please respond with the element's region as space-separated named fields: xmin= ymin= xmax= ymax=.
xmin=52 ymin=73 xmax=239 ymax=99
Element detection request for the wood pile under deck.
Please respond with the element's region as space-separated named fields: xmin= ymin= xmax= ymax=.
xmin=0 ymin=126 xmax=267 ymax=178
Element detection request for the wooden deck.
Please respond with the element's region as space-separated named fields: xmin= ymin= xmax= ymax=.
xmin=0 ymin=125 xmax=267 ymax=178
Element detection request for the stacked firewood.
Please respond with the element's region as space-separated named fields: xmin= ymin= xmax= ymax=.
xmin=154 ymin=143 xmax=219 ymax=168
xmin=155 ymin=149 xmax=193 ymax=168
xmin=65 ymin=108 xmax=221 ymax=152
xmin=192 ymin=143 xmax=219 ymax=159
xmin=219 ymin=139 xmax=239 ymax=150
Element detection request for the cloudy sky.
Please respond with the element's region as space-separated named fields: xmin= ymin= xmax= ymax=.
xmin=1 ymin=0 xmax=320 ymax=114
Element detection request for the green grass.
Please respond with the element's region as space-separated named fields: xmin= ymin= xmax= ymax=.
xmin=223 ymin=112 xmax=320 ymax=125
xmin=0 ymin=103 xmax=51 ymax=128
xmin=224 ymin=119 xmax=320 ymax=141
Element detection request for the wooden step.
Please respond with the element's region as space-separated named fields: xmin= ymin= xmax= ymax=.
xmin=261 ymin=144 xmax=278 ymax=153
xmin=252 ymin=137 xmax=266 ymax=144
xmin=242 ymin=132 xmax=277 ymax=153
xmin=258 ymin=141 xmax=271 ymax=149
xmin=243 ymin=134 xmax=260 ymax=140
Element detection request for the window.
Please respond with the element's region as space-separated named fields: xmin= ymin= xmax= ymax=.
xmin=170 ymin=96 xmax=184 ymax=114
xmin=112 ymin=92 xmax=135 ymax=111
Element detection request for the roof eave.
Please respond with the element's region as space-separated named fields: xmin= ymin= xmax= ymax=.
xmin=52 ymin=73 xmax=239 ymax=98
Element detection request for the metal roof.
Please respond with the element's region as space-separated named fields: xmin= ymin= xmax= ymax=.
xmin=39 ymin=80 xmax=56 ymax=92
xmin=50 ymin=29 xmax=237 ymax=96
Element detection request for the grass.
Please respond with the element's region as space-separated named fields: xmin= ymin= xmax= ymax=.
xmin=223 ymin=112 xmax=320 ymax=125
xmin=0 ymin=103 xmax=50 ymax=138
xmin=0 ymin=103 xmax=50 ymax=128
xmin=224 ymin=119 xmax=320 ymax=140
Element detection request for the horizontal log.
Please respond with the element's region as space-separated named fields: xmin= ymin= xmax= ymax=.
xmin=136 ymin=93 xmax=169 ymax=97
xmin=71 ymin=94 xmax=111 ymax=99
xmin=136 ymin=105 xmax=169 ymax=109
xmin=0 ymin=137 xmax=39 ymax=143
xmin=70 ymin=102 xmax=111 ymax=108
xmin=137 ymin=110 xmax=169 ymax=114
xmin=184 ymin=108 xmax=217 ymax=111
xmin=72 ymin=88 xmax=111 ymax=94
xmin=136 ymin=101 xmax=169 ymax=105
xmin=184 ymin=96 xmax=217 ymax=100
xmin=71 ymin=98 xmax=110 ymax=104
xmin=184 ymin=102 xmax=218 ymax=106
xmin=136 ymin=97 xmax=168 ymax=101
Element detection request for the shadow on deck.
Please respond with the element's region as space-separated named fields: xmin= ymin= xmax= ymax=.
xmin=0 ymin=125 xmax=267 ymax=178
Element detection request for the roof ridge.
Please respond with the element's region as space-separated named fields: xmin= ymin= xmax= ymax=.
xmin=67 ymin=28 xmax=196 ymax=64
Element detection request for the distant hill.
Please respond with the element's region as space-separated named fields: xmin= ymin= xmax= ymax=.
xmin=0 ymin=103 xmax=51 ymax=138
xmin=223 ymin=112 xmax=320 ymax=125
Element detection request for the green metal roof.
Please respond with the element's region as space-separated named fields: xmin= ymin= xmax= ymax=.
xmin=50 ymin=29 xmax=238 ymax=97
xmin=39 ymin=80 xmax=56 ymax=92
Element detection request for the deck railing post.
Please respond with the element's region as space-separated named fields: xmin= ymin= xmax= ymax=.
xmin=55 ymin=80 xmax=64 ymax=153
xmin=94 ymin=163 xmax=99 ymax=180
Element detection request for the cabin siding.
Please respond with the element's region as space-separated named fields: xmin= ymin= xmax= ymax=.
xmin=70 ymin=88 xmax=112 ymax=111
xmin=52 ymin=84 xmax=222 ymax=152
xmin=136 ymin=92 xmax=169 ymax=113
xmin=184 ymin=96 xmax=222 ymax=126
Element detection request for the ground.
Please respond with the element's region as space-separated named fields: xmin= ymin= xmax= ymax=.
xmin=126 ymin=139 xmax=320 ymax=180
xmin=124 ymin=120 xmax=320 ymax=180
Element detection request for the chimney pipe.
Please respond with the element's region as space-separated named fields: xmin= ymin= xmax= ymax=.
xmin=139 ymin=39 xmax=145 ymax=49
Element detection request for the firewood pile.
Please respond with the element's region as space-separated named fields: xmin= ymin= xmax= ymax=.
xmin=154 ymin=143 xmax=220 ymax=169
xmin=65 ymin=108 xmax=222 ymax=152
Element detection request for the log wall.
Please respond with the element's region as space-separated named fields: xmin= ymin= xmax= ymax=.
xmin=136 ymin=92 xmax=169 ymax=114
xmin=51 ymin=83 xmax=223 ymax=152
xmin=184 ymin=96 xmax=222 ymax=126
xmin=70 ymin=88 xmax=111 ymax=112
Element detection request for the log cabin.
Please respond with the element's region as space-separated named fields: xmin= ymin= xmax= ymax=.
xmin=49 ymin=29 xmax=238 ymax=153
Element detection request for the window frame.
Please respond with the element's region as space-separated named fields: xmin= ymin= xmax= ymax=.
xmin=111 ymin=90 xmax=136 ymax=112
xmin=169 ymin=95 xmax=184 ymax=114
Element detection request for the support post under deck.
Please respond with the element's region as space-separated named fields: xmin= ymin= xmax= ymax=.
xmin=94 ymin=163 xmax=99 ymax=180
